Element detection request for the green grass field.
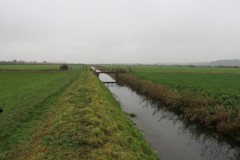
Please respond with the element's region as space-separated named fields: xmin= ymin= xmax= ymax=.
xmin=0 ymin=65 xmax=158 ymax=160
xmin=0 ymin=64 xmax=60 ymax=71
xmin=0 ymin=64 xmax=84 ymax=71
xmin=131 ymin=66 xmax=240 ymax=107
xmin=0 ymin=68 xmax=79 ymax=159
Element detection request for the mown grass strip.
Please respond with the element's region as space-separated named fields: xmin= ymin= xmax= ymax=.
xmin=8 ymin=71 xmax=158 ymax=160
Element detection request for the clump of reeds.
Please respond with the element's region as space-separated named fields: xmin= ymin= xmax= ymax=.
xmin=129 ymin=113 xmax=137 ymax=118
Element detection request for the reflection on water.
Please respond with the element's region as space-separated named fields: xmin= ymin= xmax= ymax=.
xmin=99 ymin=73 xmax=240 ymax=160
xmin=99 ymin=74 xmax=115 ymax=83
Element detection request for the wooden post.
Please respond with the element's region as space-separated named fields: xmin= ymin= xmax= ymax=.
xmin=116 ymin=72 xmax=119 ymax=83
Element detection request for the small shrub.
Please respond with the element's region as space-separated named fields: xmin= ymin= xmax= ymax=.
xmin=60 ymin=64 xmax=69 ymax=71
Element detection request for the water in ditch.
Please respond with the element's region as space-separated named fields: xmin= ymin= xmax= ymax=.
xmin=99 ymin=73 xmax=240 ymax=160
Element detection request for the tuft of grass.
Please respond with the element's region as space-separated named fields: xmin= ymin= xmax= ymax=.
xmin=6 ymin=71 xmax=158 ymax=160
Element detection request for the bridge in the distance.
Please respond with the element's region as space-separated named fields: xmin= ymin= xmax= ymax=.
xmin=90 ymin=67 xmax=123 ymax=83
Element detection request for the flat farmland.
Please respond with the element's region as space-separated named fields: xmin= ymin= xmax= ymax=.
xmin=0 ymin=64 xmax=60 ymax=71
xmin=131 ymin=66 xmax=240 ymax=107
xmin=0 ymin=69 xmax=79 ymax=158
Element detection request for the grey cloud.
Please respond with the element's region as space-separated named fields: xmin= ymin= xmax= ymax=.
xmin=0 ymin=0 xmax=240 ymax=63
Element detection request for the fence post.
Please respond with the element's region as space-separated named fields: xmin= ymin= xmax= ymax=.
xmin=116 ymin=72 xmax=119 ymax=82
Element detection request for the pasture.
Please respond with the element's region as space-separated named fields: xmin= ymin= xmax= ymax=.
xmin=0 ymin=67 xmax=79 ymax=159
xmin=131 ymin=66 xmax=240 ymax=107
xmin=0 ymin=64 xmax=60 ymax=71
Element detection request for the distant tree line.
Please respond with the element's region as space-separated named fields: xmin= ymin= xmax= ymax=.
xmin=0 ymin=59 xmax=49 ymax=64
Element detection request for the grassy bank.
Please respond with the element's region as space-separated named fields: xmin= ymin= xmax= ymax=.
xmin=100 ymin=66 xmax=240 ymax=141
xmin=1 ymin=68 xmax=158 ymax=160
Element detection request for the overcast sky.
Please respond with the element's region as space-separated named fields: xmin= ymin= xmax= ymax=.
xmin=0 ymin=0 xmax=240 ymax=64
